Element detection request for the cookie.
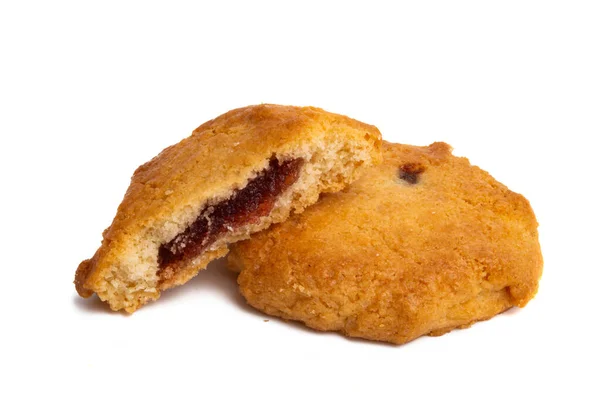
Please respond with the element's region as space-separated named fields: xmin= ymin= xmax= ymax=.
xmin=74 ymin=104 xmax=382 ymax=312
xmin=229 ymin=142 xmax=542 ymax=344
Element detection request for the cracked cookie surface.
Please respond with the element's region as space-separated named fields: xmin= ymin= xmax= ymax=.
xmin=228 ymin=142 xmax=542 ymax=344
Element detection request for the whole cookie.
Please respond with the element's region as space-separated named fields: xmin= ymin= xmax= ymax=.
xmin=229 ymin=142 xmax=543 ymax=344
xmin=75 ymin=104 xmax=381 ymax=312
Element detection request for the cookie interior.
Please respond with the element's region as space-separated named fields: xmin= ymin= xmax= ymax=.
xmin=157 ymin=157 xmax=303 ymax=284
xmin=75 ymin=136 xmax=380 ymax=312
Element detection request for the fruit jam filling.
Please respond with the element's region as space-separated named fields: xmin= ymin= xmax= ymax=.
xmin=158 ymin=157 xmax=303 ymax=274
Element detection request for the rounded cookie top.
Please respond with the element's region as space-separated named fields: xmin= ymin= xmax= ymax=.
xmin=109 ymin=104 xmax=381 ymax=237
xmin=230 ymin=141 xmax=543 ymax=344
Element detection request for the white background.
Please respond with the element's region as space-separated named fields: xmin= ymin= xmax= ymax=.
xmin=1 ymin=1 xmax=598 ymax=407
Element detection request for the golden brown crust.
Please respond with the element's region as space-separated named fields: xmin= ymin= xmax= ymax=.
xmin=229 ymin=141 xmax=543 ymax=344
xmin=75 ymin=104 xmax=382 ymax=312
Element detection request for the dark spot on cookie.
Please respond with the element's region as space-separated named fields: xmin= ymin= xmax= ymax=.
xmin=398 ymin=163 xmax=425 ymax=185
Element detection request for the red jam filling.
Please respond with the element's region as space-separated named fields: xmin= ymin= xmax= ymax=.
xmin=158 ymin=157 xmax=303 ymax=275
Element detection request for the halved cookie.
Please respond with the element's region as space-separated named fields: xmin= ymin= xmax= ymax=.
xmin=229 ymin=142 xmax=542 ymax=344
xmin=75 ymin=104 xmax=382 ymax=312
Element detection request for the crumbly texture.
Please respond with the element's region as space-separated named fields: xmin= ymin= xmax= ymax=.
xmin=74 ymin=104 xmax=382 ymax=312
xmin=229 ymin=142 xmax=543 ymax=345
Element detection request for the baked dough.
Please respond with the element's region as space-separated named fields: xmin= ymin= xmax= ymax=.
xmin=229 ymin=142 xmax=542 ymax=344
xmin=74 ymin=104 xmax=382 ymax=312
